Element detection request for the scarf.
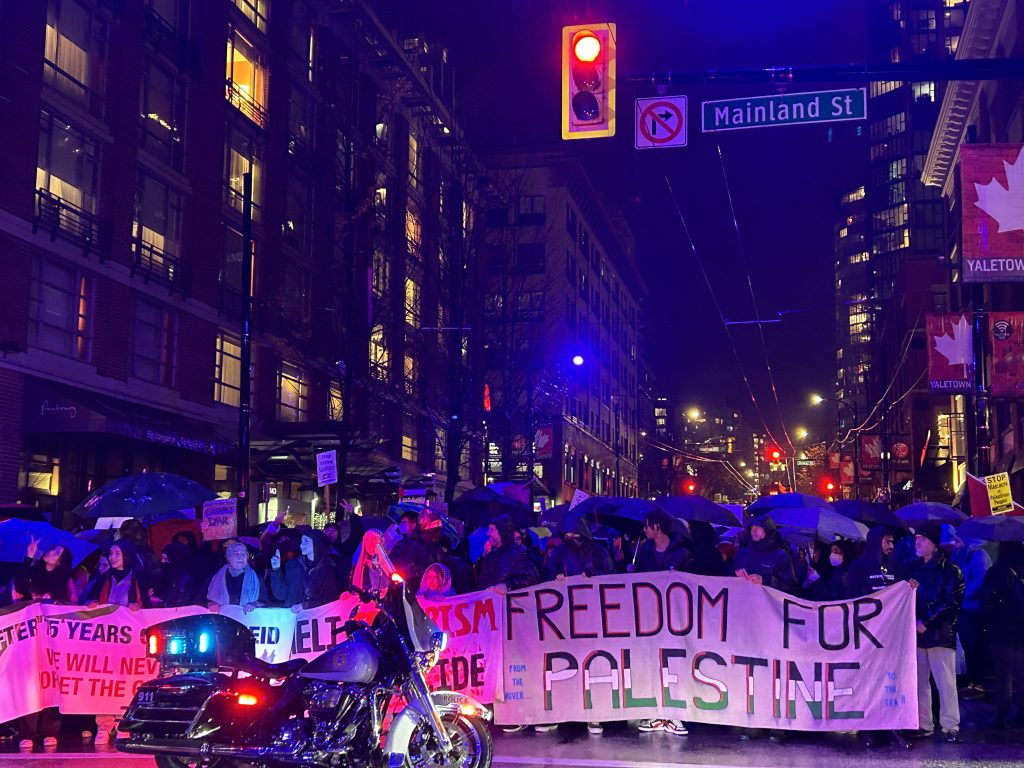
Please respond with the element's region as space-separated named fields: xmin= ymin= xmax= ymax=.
xmin=207 ymin=564 xmax=261 ymax=606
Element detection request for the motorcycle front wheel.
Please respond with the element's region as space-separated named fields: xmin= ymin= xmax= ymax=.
xmin=405 ymin=713 xmax=493 ymax=768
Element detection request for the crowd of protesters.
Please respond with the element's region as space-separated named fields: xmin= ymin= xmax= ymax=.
xmin=3 ymin=502 xmax=1024 ymax=750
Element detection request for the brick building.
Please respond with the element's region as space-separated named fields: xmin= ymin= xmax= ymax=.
xmin=0 ymin=0 xmax=481 ymax=525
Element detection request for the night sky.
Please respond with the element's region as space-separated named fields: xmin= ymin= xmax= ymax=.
xmin=377 ymin=0 xmax=869 ymax=444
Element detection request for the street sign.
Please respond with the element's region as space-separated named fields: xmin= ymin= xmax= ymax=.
xmin=985 ymin=471 xmax=1015 ymax=515
xmin=635 ymin=96 xmax=687 ymax=149
xmin=701 ymin=88 xmax=866 ymax=133
xmin=316 ymin=450 xmax=337 ymax=487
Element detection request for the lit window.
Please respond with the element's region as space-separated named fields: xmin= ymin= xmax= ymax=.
xmin=839 ymin=227 xmax=848 ymax=239
xmin=139 ymin=60 xmax=183 ymax=168
xmin=912 ymin=81 xmax=935 ymax=102
xmin=214 ymin=332 xmax=242 ymax=407
xmin=404 ymin=276 xmax=421 ymax=326
xmin=369 ymin=324 xmax=389 ymax=380
xmin=277 ymin=361 xmax=308 ymax=422
xmin=408 ymin=130 xmax=421 ymax=190
xmin=406 ymin=200 xmax=422 ymax=258
xmin=44 ymin=0 xmax=106 ymax=109
xmin=850 ymin=252 xmax=870 ymax=264
xmin=226 ymin=28 xmax=266 ymax=126
xmin=232 ymin=0 xmax=268 ymax=33
xmin=36 ymin=111 xmax=98 ymax=213
xmin=133 ymin=299 xmax=177 ymax=387
xmin=328 ymin=380 xmax=343 ymax=421
xmin=404 ymin=350 xmax=418 ymax=394
xmin=224 ymin=128 xmax=262 ymax=220
xmin=402 ymin=413 xmax=418 ymax=462
xmin=29 ymin=258 xmax=92 ymax=361
xmin=372 ymin=248 xmax=389 ymax=299
xmin=133 ymin=172 xmax=182 ymax=262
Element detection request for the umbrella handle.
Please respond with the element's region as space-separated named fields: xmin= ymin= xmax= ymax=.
xmin=631 ymin=537 xmax=642 ymax=565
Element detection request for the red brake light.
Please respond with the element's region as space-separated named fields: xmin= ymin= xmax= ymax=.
xmin=147 ymin=633 xmax=160 ymax=656
xmin=237 ymin=694 xmax=259 ymax=706
xmin=391 ymin=572 xmax=404 ymax=584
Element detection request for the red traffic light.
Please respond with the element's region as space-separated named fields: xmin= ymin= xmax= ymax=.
xmin=573 ymin=31 xmax=601 ymax=62
xmin=765 ymin=446 xmax=783 ymax=462
xmin=684 ymin=480 xmax=697 ymax=494
xmin=561 ymin=23 xmax=616 ymax=140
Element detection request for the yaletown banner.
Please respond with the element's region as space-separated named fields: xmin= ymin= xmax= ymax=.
xmin=0 ymin=575 xmax=916 ymax=731
xmin=498 ymin=573 xmax=918 ymax=731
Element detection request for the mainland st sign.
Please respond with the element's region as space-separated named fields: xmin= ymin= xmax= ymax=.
xmin=702 ymin=88 xmax=867 ymax=133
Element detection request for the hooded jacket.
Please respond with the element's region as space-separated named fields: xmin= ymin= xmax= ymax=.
xmin=733 ymin=520 xmax=799 ymax=594
xmin=151 ymin=543 xmax=199 ymax=607
xmin=543 ymin=517 xmax=614 ymax=580
xmin=687 ymin=521 xmax=728 ymax=577
xmin=299 ymin=531 xmax=342 ymax=609
xmin=475 ymin=516 xmax=540 ymax=591
xmin=846 ymin=527 xmax=902 ymax=597
xmin=981 ymin=543 xmax=1024 ymax=647
xmin=634 ymin=534 xmax=693 ymax=574
xmin=908 ymin=549 xmax=965 ymax=649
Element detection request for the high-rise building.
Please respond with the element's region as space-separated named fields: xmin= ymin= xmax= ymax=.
xmin=833 ymin=184 xmax=871 ymax=435
xmin=0 ymin=0 xmax=482 ymax=522
xmin=859 ymin=0 xmax=968 ymax=501
xmin=479 ymin=151 xmax=646 ymax=503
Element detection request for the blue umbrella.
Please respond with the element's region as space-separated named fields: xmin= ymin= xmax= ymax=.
xmin=749 ymin=493 xmax=837 ymax=514
xmin=832 ymin=499 xmax=904 ymax=529
xmin=896 ymin=502 xmax=967 ymax=528
xmin=0 ymin=519 xmax=96 ymax=566
xmin=957 ymin=515 xmax=1024 ymax=542
xmin=655 ymin=496 xmax=741 ymax=527
xmin=72 ymin=472 xmax=217 ymax=521
xmin=757 ymin=507 xmax=867 ymax=542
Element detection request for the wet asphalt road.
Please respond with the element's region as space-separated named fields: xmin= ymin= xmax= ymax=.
xmin=1 ymin=721 xmax=1023 ymax=768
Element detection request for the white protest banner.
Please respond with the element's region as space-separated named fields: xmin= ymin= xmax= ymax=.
xmin=421 ymin=589 xmax=503 ymax=703
xmin=201 ymin=498 xmax=237 ymax=541
xmin=316 ymin=450 xmax=338 ymax=487
xmin=497 ymin=573 xmax=918 ymax=731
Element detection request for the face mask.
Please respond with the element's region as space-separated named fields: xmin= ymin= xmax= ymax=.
xmin=829 ymin=553 xmax=843 ymax=567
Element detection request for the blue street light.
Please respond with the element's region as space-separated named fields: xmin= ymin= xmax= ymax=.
xmin=572 ymin=354 xmax=585 ymax=366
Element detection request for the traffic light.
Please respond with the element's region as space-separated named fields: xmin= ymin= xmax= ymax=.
xmin=683 ymin=479 xmax=697 ymax=494
xmin=764 ymin=445 xmax=784 ymax=463
xmin=561 ymin=23 xmax=616 ymax=140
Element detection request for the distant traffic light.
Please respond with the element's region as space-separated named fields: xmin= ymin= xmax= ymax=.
xmin=561 ymin=23 xmax=616 ymax=140
xmin=765 ymin=445 xmax=784 ymax=463
xmin=684 ymin=479 xmax=697 ymax=494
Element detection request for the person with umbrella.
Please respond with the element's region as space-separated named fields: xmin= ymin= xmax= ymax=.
xmin=906 ymin=522 xmax=966 ymax=743
xmin=981 ymin=540 xmax=1024 ymax=729
xmin=846 ymin=526 xmax=903 ymax=597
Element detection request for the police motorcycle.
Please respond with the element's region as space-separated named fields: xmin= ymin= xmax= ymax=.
xmin=115 ymin=547 xmax=492 ymax=768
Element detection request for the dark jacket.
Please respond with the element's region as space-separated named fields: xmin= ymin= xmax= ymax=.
xmin=634 ymin=536 xmax=693 ymax=574
xmin=299 ymin=532 xmax=342 ymax=609
xmin=14 ymin=550 xmax=75 ymax=603
xmin=846 ymin=527 xmax=902 ymax=597
xmin=806 ymin=564 xmax=849 ymax=601
xmin=543 ymin=517 xmax=614 ymax=580
xmin=475 ymin=517 xmax=540 ymax=591
xmin=687 ymin=521 xmax=729 ymax=577
xmin=908 ymin=551 xmax=965 ymax=649
xmin=267 ymin=557 xmax=305 ymax=607
xmin=981 ymin=556 xmax=1024 ymax=647
xmin=733 ymin=522 xmax=799 ymax=594
xmin=151 ymin=544 xmax=200 ymax=607
xmin=390 ymin=535 xmax=439 ymax=592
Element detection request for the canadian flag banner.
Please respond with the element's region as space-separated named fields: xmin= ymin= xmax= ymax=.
xmin=990 ymin=312 xmax=1024 ymax=397
xmin=960 ymin=144 xmax=1024 ymax=282
xmin=926 ymin=313 xmax=974 ymax=392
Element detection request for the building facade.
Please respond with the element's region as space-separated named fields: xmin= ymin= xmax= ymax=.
xmin=0 ymin=0 xmax=482 ymax=524
xmin=479 ymin=152 xmax=646 ymax=504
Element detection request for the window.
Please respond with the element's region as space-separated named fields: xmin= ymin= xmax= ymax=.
xmin=371 ymin=248 xmax=389 ymax=299
xmin=404 ymin=349 xmax=418 ymax=395
xmin=44 ymin=0 xmax=106 ymax=109
xmin=484 ymin=293 xmax=503 ymax=319
xmin=133 ymin=299 xmax=177 ymax=386
xmin=869 ymin=81 xmax=903 ymax=98
xmin=517 ymin=195 xmax=545 ymax=225
xmin=225 ymin=128 xmax=262 ymax=220
xmin=226 ymin=28 xmax=266 ymax=126
xmin=283 ymin=175 xmax=311 ymax=254
xmin=405 ymin=199 xmax=422 ymax=259
xmin=408 ymin=130 xmax=422 ymax=190
xmin=277 ymin=361 xmax=308 ymax=422
xmin=148 ymin=0 xmax=181 ymax=27
xmin=30 ymin=258 xmax=92 ymax=360
xmin=369 ymin=324 xmax=389 ymax=380
xmin=850 ymin=251 xmax=870 ymax=264
xmin=912 ymin=81 xmax=935 ymax=103
xmin=515 ymin=243 xmax=545 ymax=274
xmin=281 ymin=261 xmax=311 ymax=324
xmin=221 ymin=226 xmax=255 ymax=293
xmin=214 ymin=332 xmax=242 ymax=406
xmin=328 ymin=379 xmax=344 ymax=421
xmin=515 ymin=291 xmax=544 ymax=320
xmin=287 ymin=87 xmax=313 ymax=155
xmin=232 ymin=0 xmax=267 ymax=33
xmin=404 ymin=275 xmax=421 ymax=326
xmin=290 ymin=1 xmax=314 ymax=80
xmin=139 ymin=60 xmax=183 ymax=168
xmin=402 ymin=413 xmax=418 ymax=462
xmin=841 ymin=186 xmax=865 ymax=204
xmin=37 ymin=111 xmax=98 ymax=213
xmin=870 ymin=112 xmax=906 ymax=141
xmin=133 ymin=172 xmax=182 ymax=260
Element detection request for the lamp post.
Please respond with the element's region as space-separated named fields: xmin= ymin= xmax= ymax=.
xmin=811 ymin=393 xmax=860 ymax=499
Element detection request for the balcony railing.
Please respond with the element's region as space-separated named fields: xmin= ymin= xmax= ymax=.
xmin=132 ymin=237 xmax=189 ymax=294
xmin=226 ymin=79 xmax=266 ymax=127
xmin=33 ymin=189 xmax=100 ymax=254
xmin=143 ymin=7 xmax=197 ymax=75
xmin=43 ymin=59 xmax=103 ymax=115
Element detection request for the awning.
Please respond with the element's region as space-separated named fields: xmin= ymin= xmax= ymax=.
xmin=22 ymin=379 xmax=234 ymax=458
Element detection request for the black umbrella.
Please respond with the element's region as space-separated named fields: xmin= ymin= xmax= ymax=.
xmin=748 ymin=493 xmax=836 ymax=514
xmin=832 ymin=499 xmax=904 ymax=529
xmin=655 ymin=496 xmax=740 ymax=527
xmin=450 ymin=487 xmax=534 ymax=530
xmin=896 ymin=502 xmax=967 ymax=528
xmin=956 ymin=515 xmax=1024 ymax=542
xmin=569 ymin=497 xmax=688 ymax=539
xmin=72 ymin=472 xmax=217 ymax=521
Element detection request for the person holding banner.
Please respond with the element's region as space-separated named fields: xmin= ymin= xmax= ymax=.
xmin=907 ymin=522 xmax=966 ymax=743
xmin=846 ymin=527 xmax=902 ymax=597
xmin=475 ymin=516 xmax=540 ymax=592
xmin=296 ymin=530 xmax=342 ymax=610
xmin=733 ymin=518 xmax=799 ymax=594
xmin=266 ymin=536 xmax=304 ymax=608
xmin=206 ymin=541 xmax=266 ymax=613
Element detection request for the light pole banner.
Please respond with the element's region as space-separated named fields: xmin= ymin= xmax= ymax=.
xmin=498 ymin=573 xmax=918 ymax=731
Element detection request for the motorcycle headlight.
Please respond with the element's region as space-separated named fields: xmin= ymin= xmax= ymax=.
xmin=431 ymin=631 xmax=448 ymax=654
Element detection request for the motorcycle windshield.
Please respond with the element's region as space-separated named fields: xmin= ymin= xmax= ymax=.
xmin=385 ymin=582 xmax=440 ymax=653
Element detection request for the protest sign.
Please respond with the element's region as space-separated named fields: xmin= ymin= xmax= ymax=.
xmin=200 ymin=498 xmax=237 ymax=541
xmin=497 ymin=573 xmax=918 ymax=731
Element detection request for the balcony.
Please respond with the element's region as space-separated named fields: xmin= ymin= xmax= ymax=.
xmin=287 ymin=135 xmax=314 ymax=172
xmin=226 ymin=79 xmax=266 ymax=127
xmin=132 ymin=237 xmax=189 ymax=295
xmin=34 ymin=189 xmax=101 ymax=254
xmin=142 ymin=7 xmax=197 ymax=75
xmin=43 ymin=59 xmax=103 ymax=115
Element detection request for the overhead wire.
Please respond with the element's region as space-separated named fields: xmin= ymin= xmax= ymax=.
xmin=647 ymin=437 xmax=756 ymax=492
xmin=664 ymin=176 xmax=787 ymax=454
xmin=715 ymin=142 xmax=795 ymax=451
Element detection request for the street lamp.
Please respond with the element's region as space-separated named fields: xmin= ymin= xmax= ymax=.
xmin=795 ymin=426 xmax=809 ymax=441
xmin=686 ymin=407 xmax=701 ymax=421
xmin=810 ymin=392 xmax=860 ymax=499
xmin=571 ymin=354 xmax=585 ymax=367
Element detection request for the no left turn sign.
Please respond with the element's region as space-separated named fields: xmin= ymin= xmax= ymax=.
xmin=635 ymin=96 xmax=688 ymax=149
